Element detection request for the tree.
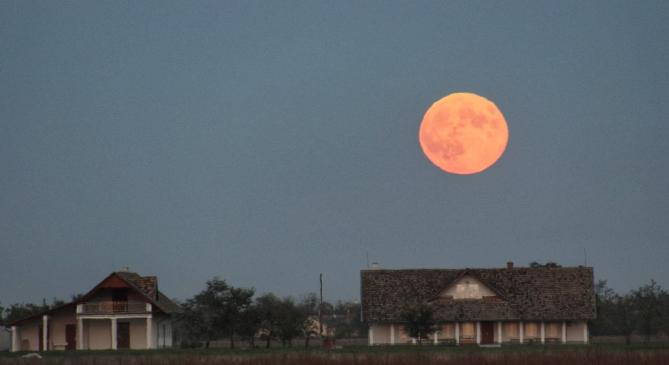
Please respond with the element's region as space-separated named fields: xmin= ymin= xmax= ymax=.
xmin=237 ymin=304 xmax=261 ymax=347
xmin=332 ymin=301 xmax=367 ymax=339
xmin=400 ymin=302 xmax=437 ymax=344
xmin=591 ymin=280 xmax=620 ymax=336
xmin=615 ymin=294 xmax=637 ymax=345
xmin=632 ymin=280 xmax=666 ymax=343
xmin=177 ymin=278 xmax=230 ymax=348
xmin=255 ymin=293 xmax=282 ymax=348
xmin=221 ymin=286 xmax=255 ymax=348
xmin=2 ymin=301 xmax=51 ymax=324
xmin=299 ymin=294 xmax=319 ymax=348
xmin=529 ymin=261 xmax=562 ymax=268
xmin=275 ymin=298 xmax=305 ymax=347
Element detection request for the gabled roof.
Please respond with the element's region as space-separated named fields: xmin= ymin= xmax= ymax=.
xmin=83 ymin=271 xmax=179 ymax=314
xmin=5 ymin=271 xmax=179 ymax=327
xmin=429 ymin=269 xmax=506 ymax=301
xmin=361 ymin=266 xmax=595 ymax=323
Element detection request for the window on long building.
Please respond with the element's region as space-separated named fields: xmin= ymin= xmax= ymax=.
xmin=525 ymin=322 xmax=539 ymax=338
xmin=461 ymin=322 xmax=475 ymax=339
xmin=504 ymin=322 xmax=518 ymax=338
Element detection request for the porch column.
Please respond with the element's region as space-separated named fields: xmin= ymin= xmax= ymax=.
xmin=77 ymin=318 xmax=84 ymax=350
xmin=561 ymin=321 xmax=566 ymax=344
xmin=433 ymin=330 xmax=438 ymax=345
xmin=540 ymin=321 xmax=545 ymax=344
xmin=11 ymin=326 xmax=18 ymax=352
xmin=476 ymin=321 xmax=481 ymax=345
xmin=111 ymin=318 xmax=117 ymax=350
xmin=583 ymin=322 xmax=588 ymax=344
xmin=519 ymin=321 xmax=524 ymax=344
xmin=497 ymin=321 xmax=502 ymax=344
xmin=390 ymin=324 xmax=395 ymax=345
xmin=146 ymin=317 xmax=153 ymax=349
xmin=42 ymin=315 xmax=48 ymax=351
xmin=368 ymin=326 xmax=374 ymax=345
xmin=455 ymin=322 xmax=460 ymax=345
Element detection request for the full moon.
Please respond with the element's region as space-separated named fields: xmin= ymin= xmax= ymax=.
xmin=419 ymin=92 xmax=509 ymax=175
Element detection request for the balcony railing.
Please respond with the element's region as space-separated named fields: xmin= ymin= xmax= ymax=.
xmin=79 ymin=301 xmax=150 ymax=315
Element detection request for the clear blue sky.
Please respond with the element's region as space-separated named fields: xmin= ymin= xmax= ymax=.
xmin=1 ymin=1 xmax=668 ymax=305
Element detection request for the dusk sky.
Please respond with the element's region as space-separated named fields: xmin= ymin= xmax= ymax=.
xmin=1 ymin=1 xmax=668 ymax=306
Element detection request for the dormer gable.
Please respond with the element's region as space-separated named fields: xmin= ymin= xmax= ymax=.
xmin=439 ymin=275 xmax=497 ymax=300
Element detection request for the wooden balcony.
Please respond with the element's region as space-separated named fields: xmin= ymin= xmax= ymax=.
xmin=78 ymin=301 xmax=151 ymax=315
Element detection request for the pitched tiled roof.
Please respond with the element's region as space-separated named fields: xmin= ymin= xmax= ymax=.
xmin=361 ymin=266 xmax=595 ymax=323
xmin=115 ymin=271 xmax=179 ymax=314
xmin=4 ymin=271 xmax=179 ymax=327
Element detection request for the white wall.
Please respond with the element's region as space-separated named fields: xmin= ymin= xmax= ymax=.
xmin=48 ymin=312 xmax=76 ymax=350
xmin=18 ymin=320 xmax=40 ymax=351
xmin=566 ymin=321 xmax=587 ymax=343
xmin=155 ymin=317 xmax=173 ymax=348
xmin=442 ymin=276 xmax=497 ymax=299
xmin=86 ymin=320 xmax=111 ymax=350
xmin=369 ymin=324 xmax=391 ymax=344
xmin=0 ymin=329 xmax=10 ymax=351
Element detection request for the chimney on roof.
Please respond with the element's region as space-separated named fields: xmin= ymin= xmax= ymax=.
xmin=371 ymin=262 xmax=380 ymax=270
xmin=506 ymin=261 xmax=514 ymax=270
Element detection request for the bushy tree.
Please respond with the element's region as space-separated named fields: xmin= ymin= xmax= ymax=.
xmin=299 ymin=294 xmax=320 ymax=347
xmin=591 ymin=280 xmax=621 ymax=335
xmin=529 ymin=261 xmax=562 ymax=268
xmin=237 ymin=304 xmax=261 ymax=347
xmin=400 ymin=302 xmax=437 ymax=344
xmin=222 ymin=286 xmax=255 ymax=348
xmin=178 ymin=278 xmax=228 ymax=348
xmin=275 ymin=298 xmax=306 ymax=347
xmin=615 ymin=294 xmax=636 ymax=345
xmin=632 ymin=280 xmax=666 ymax=343
xmin=255 ymin=293 xmax=282 ymax=348
xmin=2 ymin=300 xmax=54 ymax=324
xmin=177 ymin=277 xmax=254 ymax=348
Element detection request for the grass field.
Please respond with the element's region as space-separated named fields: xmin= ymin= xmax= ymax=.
xmin=1 ymin=344 xmax=668 ymax=364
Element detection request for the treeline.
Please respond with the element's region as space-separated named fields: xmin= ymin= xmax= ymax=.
xmin=175 ymin=277 xmax=366 ymax=348
xmin=0 ymin=298 xmax=68 ymax=325
xmin=590 ymin=280 xmax=669 ymax=343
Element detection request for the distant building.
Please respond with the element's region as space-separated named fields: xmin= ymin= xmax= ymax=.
xmin=361 ymin=262 xmax=595 ymax=345
xmin=5 ymin=270 xmax=178 ymax=352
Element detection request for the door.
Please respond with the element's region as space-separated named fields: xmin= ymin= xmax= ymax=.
xmin=117 ymin=322 xmax=130 ymax=349
xmin=65 ymin=324 xmax=76 ymax=350
xmin=481 ymin=322 xmax=495 ymax=344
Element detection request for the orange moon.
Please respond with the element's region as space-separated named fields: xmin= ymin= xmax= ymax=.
xmin=419 ymin=93 xmax=509 ymax=175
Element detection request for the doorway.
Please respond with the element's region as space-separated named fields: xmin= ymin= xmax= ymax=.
xmin=65 ymin=324 xmax=76 ymax=350
xmin=480 ymin=322 xmax=495 ymax=344
xmin=117 ymin=322 xmax=130 ymax=349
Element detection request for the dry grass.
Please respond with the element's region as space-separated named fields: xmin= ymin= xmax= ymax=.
xmin=1 ymin=350 xmax=669 ymax=365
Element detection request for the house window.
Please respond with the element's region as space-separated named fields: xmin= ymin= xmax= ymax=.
xmin=546 ymin=323 xmax=560 ymax=338
xmin=112 ymin=288 xmax=128 ymax=302
xmin=525 ymin=322 xmax=539 ymax=338
xmin=504 ymin=322 xmax=518 ymax=338
xmin=461 ymin=322 xmax=475 ymax=339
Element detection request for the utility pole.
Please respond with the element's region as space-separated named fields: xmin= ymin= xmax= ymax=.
xmin=319 ymin=273 xmax=323 ymax=338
